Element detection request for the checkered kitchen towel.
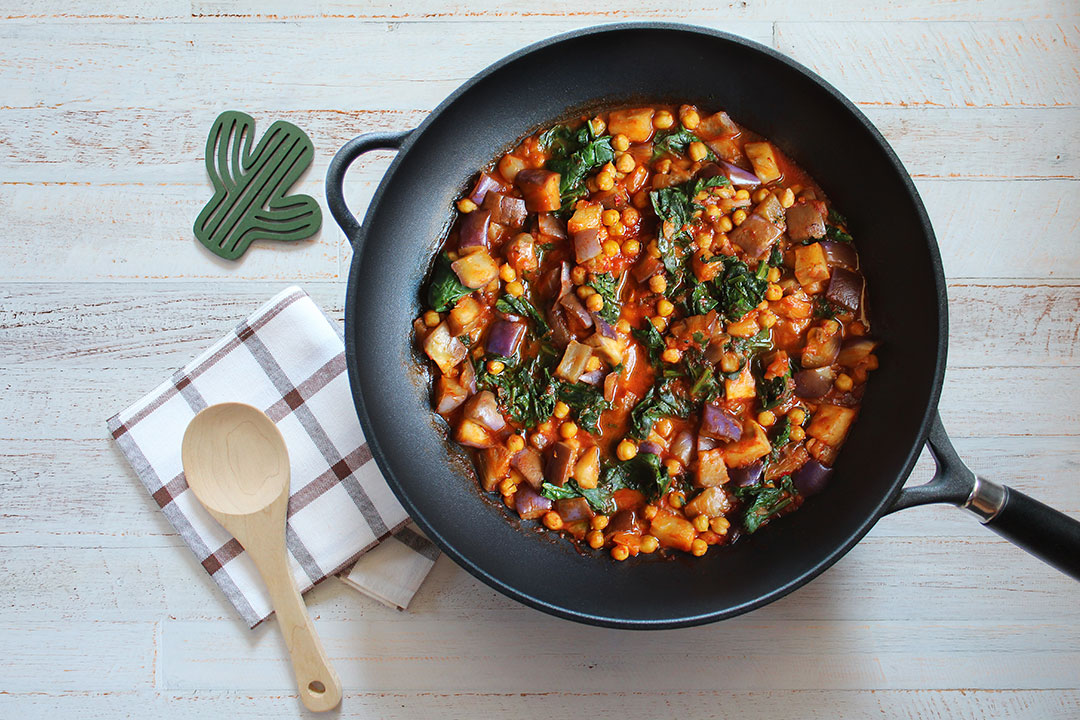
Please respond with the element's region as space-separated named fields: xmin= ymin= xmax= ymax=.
xmin=107 ymin=286 xmax=438 ymax=627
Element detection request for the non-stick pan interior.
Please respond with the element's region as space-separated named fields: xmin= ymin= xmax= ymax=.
xmin=345 ymin=24 xmax=947 ymax=627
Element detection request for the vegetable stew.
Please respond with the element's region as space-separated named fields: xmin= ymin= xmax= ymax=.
xmin=415 ymin=104 xmax=879 ymax=561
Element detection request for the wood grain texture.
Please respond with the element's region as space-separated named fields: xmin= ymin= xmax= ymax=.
xmin=1 ymin=2 xmax=1078 ymax=718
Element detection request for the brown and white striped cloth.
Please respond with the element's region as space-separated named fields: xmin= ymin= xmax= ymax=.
xmin=107 ymin=286 xmax=438 ymax=628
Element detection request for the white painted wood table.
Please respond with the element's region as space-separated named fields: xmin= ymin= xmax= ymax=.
xmin=1 ymin=2 xmax=1078 ymax=717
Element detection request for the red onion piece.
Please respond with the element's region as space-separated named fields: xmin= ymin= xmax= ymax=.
xmin=514 ymin=484 xmax=552 ymax=520
xmin=826 ymin=267 xmax=865 ymax=311
xmin=603 ymin=372 xmax=619 ymax=403
xmin=536 ymin=212 xmax=567 ymax=239
xmin=555 ymin=497 xmax=594 ymax=523
xmin=459 ymin=358 xmax=477 ymax=394
xmin=458 ymin=209 xmax=491 ymax=252
xmin=632 ymin=256 xmax=664 ymax=283
xmin=512 ymin=448 xmax=544 ymax=489
xmin=794 ymin=367 xmax=836 ymax=398
xmin=559 ymin=293 xmax=594 ymax=329
xmin=578 ymin=368 xmax=605 ymax=386
xmin=697 ymin=434 xmax=720 ymax=453
xmin=820 ymin=241 xmax=858 ymax=269
xmin=671 ymin=431 xmax=694 ymax=466
xmin=593 ymin=314 xmax=616 ymax=339
xmin=574 ymin=228 xmax=603 ymax=263
xmin=718 ymin=160 xmax=761 ymax=187
xmin=729 ymin=214 xmax=782 ymax=259
xmin=434 ymin=375 xmax=467 ymax=414
xmin=792 ymin=459 xmax=833 ymax=497
xmin=786 ymin=201 xmax=827 ymax=242
xmin=468 ymin=173 xmax=502 ymax=205
xmin=837 ymin=337 xmax=880 ymax=367
xmin=639 ymin=441 xmax=663 ymax=456
xmin=485 ymin=320 xmax=526 ymax=357
xmin=464 ymin=390 xmax=506 ymax=433
xmin=701 ymin=403 xmax=742 ymax=442
xmin=547 ymin=307 xmax=571 ymax=348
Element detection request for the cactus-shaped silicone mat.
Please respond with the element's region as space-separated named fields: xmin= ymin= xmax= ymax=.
xmin=193 ymin=111 xmax=322 ymax=260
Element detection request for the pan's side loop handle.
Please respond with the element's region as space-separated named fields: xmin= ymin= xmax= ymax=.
xmin=888 ymin=412 xmax=1080 ymax=580
xmin=325 ymin=130 xmax=412 ymax=246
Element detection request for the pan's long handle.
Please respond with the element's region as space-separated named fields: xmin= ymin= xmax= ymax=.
xmin=325 ymin=130 xmax=412 ymax=245
xmin=888 ymin=412 xmax=1080 ymax=580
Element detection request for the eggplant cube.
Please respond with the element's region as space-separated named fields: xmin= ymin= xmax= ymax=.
xmin=423 ymin=321 xmax=467 ymax=374
xmin=516 ymin=168 xmax=562 ymax=213
xmin=695 ymin=448 xmax=730 ymax=488
xmin=568 ymin=204 xmax=602 ymax=234
xmin=586 ymin=332 xmax=624 ymax=366
xmin=795 ymin=242 xmax=831 ymax=288
xmin=649 ymin=512 xmax=696 ymax=552
xmin=477 ymin=445 xmax=512 ymax=492
xmin=455 ymin=418 xmax=494 ymax=449
xmin=722 ymin=420 xmax=771 ymax=468
xmin=451 ymin=249 xmax=499 ymax=289
xmin=572 ymin=446 xmax=600 ymax=489
xmin=807 ymin=404 xmax=857 ymax=447
xmin=434 ymin=374 xmax=468 ymax=415
xmin=744 ymin=142 xmax=781 ymax=183
xmin=608 ymin=107 xmax=656 ymax=143
xmin=724 ymin=365 xmax=756 ymax=401
xmin=449 ymin=295 xmax=483 ymax=335
xmin=555 ymin=340 xmax=593 ymax=383
xmin=685 ymin=486 xmax=732 ymax=517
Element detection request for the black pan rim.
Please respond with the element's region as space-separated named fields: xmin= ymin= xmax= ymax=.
xmin=343 ymin=21 xmax=949 ymax=629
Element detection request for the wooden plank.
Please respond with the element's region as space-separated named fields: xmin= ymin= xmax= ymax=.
xmin=3 ymin=108 xmax=1077 ymax=183
xmin=0 ymin=622 xmax=156 ymax=691
xmin=775 ymin=22 xmax=1080 ymax=108
xmin=4 ymin=0 xmax=1077 ymax=22
xmin=158 ymin=616 xmax=1080 ymax=691
xmin=2 ymin=281 xmax=1077 ymax=368
xmin=0 ymin=689 xmax=1077 ymax=720
xmin=3 ymin=533 xmax=1077 ymax=624
xmin=2 ymin=22 xmax=1074 ymax=111
xmin=0 ymin=178 xmax=1076 ymax=281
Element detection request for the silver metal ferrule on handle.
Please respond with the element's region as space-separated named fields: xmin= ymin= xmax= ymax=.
xmin=961 ymin=476 xmax=1007 ymax=523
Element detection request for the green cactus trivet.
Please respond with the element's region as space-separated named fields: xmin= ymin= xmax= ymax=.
xmin=193 ymin=111 xmax=322 ymax=260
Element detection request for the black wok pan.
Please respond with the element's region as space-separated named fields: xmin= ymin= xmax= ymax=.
xmin=325 ymin=24 xmax=1080 ymax=629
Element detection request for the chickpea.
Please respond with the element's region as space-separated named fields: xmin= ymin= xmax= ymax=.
xmin=665 ymin=458 xmax=682 ymax=476
xmin=499 ymin=263 xmax=517 ymax=283
xmin=611 ymin=133 xmax=630 ymax=152
xmin=779 ymin=187 xmax=796 ymax=208
xmin=621 ymin=239 xmax=641 ymax=256
xmin=596 ymin=172 xmax=615 ymax=192
xmin=616 ymin=439 xmax=638 ymax=461
xmin=553 ymin=401 xmax=570 ymax=420
xmin=758 ymin=410 xmax=776 ymax=427
xmin=651 ymin=316 xmax=668 ymax=332
xmin=824 ymin=319 xmax=841 ymax=334
xmin=688 ymin=141 xmax=708 ymax=162
xmin=662 ymin=347 xmax=682 ymax=364
xmin=616 ymin=152 xmax=636 ymax=174
xmin=835 ymin=373 xmax=854 ymax=392
xmin=788 ymin=408 xmax=807 ymax=425
xmin=656 ymin=298 xmax=674 ymax=317
xmin=577 ymin=285 xmax=596 ymax=299
xmin=669 ymin=492 xmax=685 ymax=509
xmin=679 ymin=105 xmax=700 ymax=130
xmin=760 ymin=311 xmax=778 ymax=329
xmin=752 ymin=188 xmax=770 ymax=203
xmin=767 ymin=266 xmax=781 ymax=283
xmin=507 ymin=434 xmax=526 ymax=453
xmin=646 ymin=240 xmax=662 ymax=258
xmin=734 ymin=189 xmax=751 ymax=201
xmin=653 ymin=110 xmax=675 ymax=130
xmin=570 ymin=265 xmax=588 ymax=285
xmin=621 ymin=207 xmax=640 ymax=225
xmin=559 ymin=421 xmax=579 ymax=439
xmin=732 ymin=209 xmax=748 ymax=226
xmin=655 ymin=417 xmax=673 ymax=437
xmin=590 ymin=116 xmax=606 ymax=135
xmin=505 ymin=280 xmax=524 ymax=297
xmin=643 ymin=504 xmax=658 ymax=520
xmin=586 ymin=355 xmax=602 ymax=373
xmin=602 ymin=208 xmax=621 ymax=227
xmin=616 ymin=319 xmax=632 ymax=334
xmin=499 ymin=478 xmax=516 ymax=496
xmin=586 ymin=293 xmax=606 ymax=313
xmin=543 ymin=511 xmax=564 ymax=531
xmin=587 ymin=530 xmax=605 ymax=549
xmin=422 ymin=310 xmax=441 ymax=328
xmin=456 ymin=198 xmax=477 ymax=213
xmin=632 ymin=190 xmax=650 ymax=209
xmin=692 ymin=514 xmax=710 ymax=532
xmin=487 ymin=360 xmax=505 ymax=375
xmin=710 ymin=516 xmax=730 ymax=534
xmin=654 ymin=157 xmax=672 ymax=174
xmin=720 ymin=352 xmax=740 ymax=373
xmin=609 ymin=222 xmax=626 ymax=237
xmin=591 ymin=515 xmax=610 ymax=531
xmin=718 ymin=216 xmax=733 ymax=233
xmin=611 ymin=544 xmax=630 ymax=561
xmin=640 ymin=535 xmax=660 ymax=553
xmin=648 ymin=274 xmax=667 ymax=294
xmin=600 ymin=239 xmax=618 ymax=257
xmin=766 ymin=283 xmax=783 ymax=302
xmin=691 ymin=538 xmax=708 ymax=557
xmin=790 ymin=426 xmax=807 ymax=443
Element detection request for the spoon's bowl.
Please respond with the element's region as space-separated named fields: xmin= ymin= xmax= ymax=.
xmin=181 ymin=402 xmax=290 ymax=517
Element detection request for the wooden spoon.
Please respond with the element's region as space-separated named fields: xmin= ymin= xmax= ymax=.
xmin=181 ymin=402 xmax=342 ymax=712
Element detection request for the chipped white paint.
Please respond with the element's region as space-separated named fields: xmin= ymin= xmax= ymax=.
xmin=0 ymin=2 xmax=1078 ymax=718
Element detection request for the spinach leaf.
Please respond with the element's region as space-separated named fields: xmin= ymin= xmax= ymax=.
xmin=652 ymin=125 xmax=716 ymax=161
xmin=542 ymin=477 xmax=622 ymax=515
xmin=475 ymin=355 xmax=557 ymax=427
xmin=684 ymin=349 xmax=723 ymax=403
xmin=629 ymin=380 xmax=695 ymax=440
xmin=827 ymin=207 xmax=848 ymax=227
xmin=736 ymin=475 xmax=798 ymax=533
xmin=727 ymin=327 xmax=773 ymax=356
xmin=603 ymin=452 xmax=671 ymax=503
xmin=557 ymin=381 xmax=611 ymax=434
xmin=586 ymin=272 xmax=622 ymax=324
xmin=767 ymin=245 xmax=784 ymax=268
xmin=767 ymin=416 xmax=792 ymax=464
xmin=812 ymin=296 xmax=843 ymax=320
xmin=544 ymin=122 xmax=615 ymax=211
xmin=426 ymin=252 xmax=472 ymax=312
xmin=496 ymin=293 xmax=551 ymax=335
xmin=715 ymin=255 xmax=768 ymax=321
xmin=825 ymin=225 xmax=853 ymax=243
xmin=686 ymin=279 xmax=719 ymax=315
xmin=632 ymin=321 xmax=666 ymax=366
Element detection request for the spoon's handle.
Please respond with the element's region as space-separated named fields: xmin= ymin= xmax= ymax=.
xmin=253 ymin=548 xmax=343 ymax=711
